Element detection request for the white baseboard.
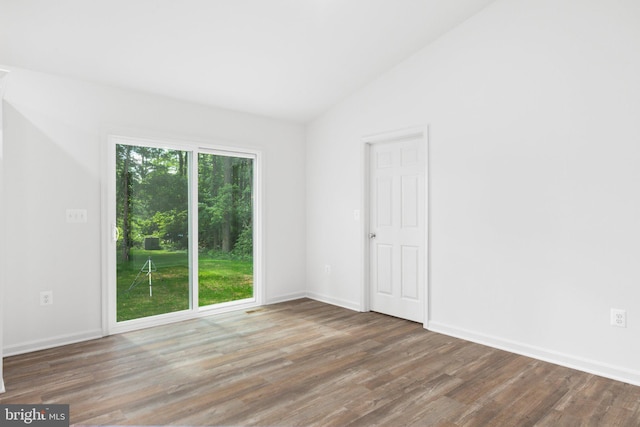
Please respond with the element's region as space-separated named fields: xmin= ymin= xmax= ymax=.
xmin=265 ymin=292 xmax=308 ymax=305
xmin=265 ymin=291 xmax=362 ymax=312
xmin=3 ymin=329 xmax=104 ymax=357
xmin=304 ymin=292 xmax=362 ymax=312
xmin=428 ymin=321 xmax=640 ymax=387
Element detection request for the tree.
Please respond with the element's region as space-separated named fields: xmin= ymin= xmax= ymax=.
xmin=119 ymin=145 xmax=133 ymax=261
xmin=116 ymin=146 xmax=253 ymax=257
xmin=222 ymin=156 xmax=233 ymax=252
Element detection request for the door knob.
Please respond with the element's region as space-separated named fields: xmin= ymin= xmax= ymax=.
xmin=368 ymin=233 xmax=376 ymax=239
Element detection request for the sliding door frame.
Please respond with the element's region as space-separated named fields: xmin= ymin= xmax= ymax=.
xmin=103 ymin=134 xmax=263 ymax=335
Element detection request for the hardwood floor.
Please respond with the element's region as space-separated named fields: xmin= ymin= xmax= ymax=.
xmin=1 ymin=299 xmax=639 ymax=426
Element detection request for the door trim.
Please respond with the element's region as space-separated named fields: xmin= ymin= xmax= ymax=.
xmin=0 ymin=68 xmax=9 ymax=394
xmin=362 ymin=125 xmax=429 ymax=327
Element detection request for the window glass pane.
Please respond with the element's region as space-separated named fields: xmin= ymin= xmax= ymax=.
xmin=116 ymin=145 xmax=190 ymax=321
xmin=198 ymin=153 xmax=254 ymax=306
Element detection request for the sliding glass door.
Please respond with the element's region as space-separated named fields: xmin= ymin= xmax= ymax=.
xmin=115 ymin=145 xmax=191 ymax=321
xmin=108 ymin=136 xmax=259 ymax=330
xmin=197 ymin=153 xmax=254 ymax=307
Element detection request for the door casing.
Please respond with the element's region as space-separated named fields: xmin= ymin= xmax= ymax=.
xmin=362 ymin=126 xmax=429 ymax=327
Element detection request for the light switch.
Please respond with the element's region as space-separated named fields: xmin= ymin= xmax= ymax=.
xmin=66 ymin=209 xmax=87 ymax=223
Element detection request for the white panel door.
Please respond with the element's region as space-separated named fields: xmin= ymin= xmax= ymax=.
xmin=369 ymin=137 xmax=425 ymax=322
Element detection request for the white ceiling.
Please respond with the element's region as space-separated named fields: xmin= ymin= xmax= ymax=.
xmin=0 ymin=0 xmax=496 ymax=123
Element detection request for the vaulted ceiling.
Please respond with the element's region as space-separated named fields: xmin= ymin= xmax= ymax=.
xmin=0 ymin=0 xmax=496 ymax=122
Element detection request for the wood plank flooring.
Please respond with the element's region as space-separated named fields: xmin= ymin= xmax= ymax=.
xmin=1 ymin=299 xmax=639 ymax=426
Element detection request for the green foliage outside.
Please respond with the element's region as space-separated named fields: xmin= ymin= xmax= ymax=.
xmin=116 ymin=146 xmax=253 ymax=255
xmin=115 ymin=145 xmax=254 ymax=321
xmin=117 ymin=249 xmax=253 ymax=322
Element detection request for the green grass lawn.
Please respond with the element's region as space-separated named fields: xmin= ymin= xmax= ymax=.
xmin=117 ymin=249 xmax=253 ymax=322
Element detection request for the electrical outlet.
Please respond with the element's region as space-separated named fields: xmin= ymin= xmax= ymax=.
xmin=40 ymin=290 xmax=53 ymax=306
xmin=610 ymin=308 xmax=626 ymax=328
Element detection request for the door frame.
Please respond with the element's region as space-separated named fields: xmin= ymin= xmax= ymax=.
xmin=362 ymin=125 xmax=429 ymax=327
xmin=102 ymin=133 xmax=264 ymax=335
xmin=0 ymin=68 xmax=9 ymax=394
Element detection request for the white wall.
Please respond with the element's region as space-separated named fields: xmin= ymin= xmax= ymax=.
xmin=306 ymin=0 xmax=640 ymax=385
xmin=1 ymin=66 xmax=306 ymax=355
